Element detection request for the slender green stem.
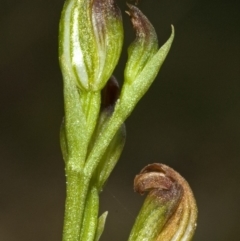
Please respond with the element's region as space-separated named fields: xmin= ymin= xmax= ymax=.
xmin=62 ymin=170 xmax=83 ymax=241
xmin=62 ymin=169 xmax=92 ymax=241
xmin=62 ymin=73 xmax=100 ymax=241
xmin=79 ymin=186 xmax=99 ymax=241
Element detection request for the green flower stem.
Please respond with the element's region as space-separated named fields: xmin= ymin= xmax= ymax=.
xmin=62 ymin=108 xmax=125 ymax=241
xmin=79 ymin=186 xmax=99 ymax=241
xmin=62 ymin=170 xmax=86 ymax=241
xmin=62 ymin=76 xmax=123 ymax=241
xmin=62 ymin=74 xmax=100 ymax=241
xmin=62 ymin=170 xmax=96 ymax=241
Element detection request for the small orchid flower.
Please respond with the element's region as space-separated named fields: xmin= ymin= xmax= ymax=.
xmin=59 ymin=0 xmax=123 ymax=91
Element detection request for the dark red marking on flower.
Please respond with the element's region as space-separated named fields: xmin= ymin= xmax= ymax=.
xmin=101 ymin=75 xmax=120 ymax=110
xmin=126 ymin=4 xmax=156 ymax=42
xmin=92 ymin=0 xmax=122 ymax=37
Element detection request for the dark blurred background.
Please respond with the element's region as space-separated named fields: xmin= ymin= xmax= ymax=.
xmin=1 ymin=0 xmax=240 ymax=240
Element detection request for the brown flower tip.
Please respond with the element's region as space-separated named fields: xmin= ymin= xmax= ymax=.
xmin=134 ymin=163 xmax=183 ymax=200
xmin=92 ymin=0 xmax=122 ymax=37
xmin=126 ymin=4 xmax=157 ymax=43
xmin=134 ymin=163 xmax=198 ymax=240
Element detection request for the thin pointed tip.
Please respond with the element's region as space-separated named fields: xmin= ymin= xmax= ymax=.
xmin=171 ymin=25 xmax=175 ymax=36
xmin=125 ymin=10 xmax=130 ymax=16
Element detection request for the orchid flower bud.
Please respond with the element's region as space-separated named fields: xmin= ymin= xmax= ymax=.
xmin=59 ymin=0 xmax=123 ymax=91
xmin=129 ymin=163 xmax=197 ymax=241
xmin=124 ymin=4 xmax=158 ymax=84
xmin=114 ymin=5 xmax=174 ymax=121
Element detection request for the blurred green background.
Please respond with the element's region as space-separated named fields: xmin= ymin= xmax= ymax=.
xmin=1 ymin=0 xmax=240 ymax=240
